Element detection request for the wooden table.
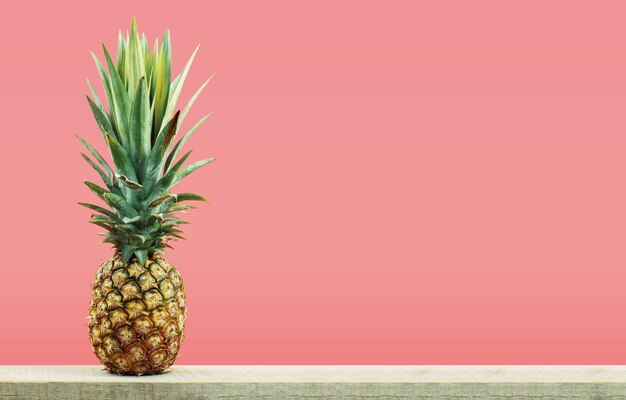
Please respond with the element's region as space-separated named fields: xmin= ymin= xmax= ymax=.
xmin=2 ymin=365 xmax=626 ymax=399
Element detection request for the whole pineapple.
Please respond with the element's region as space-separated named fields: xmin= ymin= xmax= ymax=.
xmin=79 ymin=19 xmax=214 ymax=375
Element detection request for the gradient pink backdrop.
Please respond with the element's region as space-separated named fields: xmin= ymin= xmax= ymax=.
xmin=1 ymin=0 xmax=626 ymax=364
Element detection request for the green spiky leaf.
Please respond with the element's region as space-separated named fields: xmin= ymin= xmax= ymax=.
xmin=147 ymin=151 xmax=192 ymax=203
xmin=129 ymin=77 xmax=151 ymax=175
xmin=84 ymin=181 xmax=109 ymax=200
xmin=104 ymin=192 xmax=138 ymax=217
xmin=122 ymin=215 xmax=142 ymax=223
xmin=148 ymin=194 xmax=175 ymax=209
xmin=81 ymin=153 xmax=112 ymax=188
xmin=90 ymin=215 xmax=117 ymax=225
xmin=78 ymin=202 xmax=118 ymax=220
xmin=117 ymin=174 xmax=143 ymax=189
xmin=106 ymin=134 xmax=137 ymax=181
xmin=90 ymin=220 xmax=116 ymax=233
xmin=172 ymin=158 xmax=216 ymax=187
xmin=75 ymin=134 xmax=114 ymax=178
xmin=179 ymin=73 xmax=216 ymax=129
xmin=102 ymin=44 xmax=131 ymax=146
xmin=86 ymin=79 xmax=103 ymax=108
xmin=168 ymin=204 xmax=197 ymax=212
xmin=164 ymin=113 xmax=212 ymax=172
xmin=152 ymin=195 xmax=178 ymax=214
xmin=176 ymin=193 xmax=207 ymax=202
xmin=116 ymin=29 xmax=126 ymax=73
xmin=134 ymin=249 xmax=148 ymax=264
xmin=86 ymin=96 xmax=115 ymax=140
xmin=81 ymin=20 xmax=215 ymax=258
xmin=90 ymin=52 xmax=114 ymax=115
xmin=121 ymin=246 xmax=137 ymax=262
xmin=145 ymin=110 xmax=180 ymax=178
xmin=153 ymin=31 xmax=171 ymax=135
xmin=163 ymin=45 xmax=199 ymax=125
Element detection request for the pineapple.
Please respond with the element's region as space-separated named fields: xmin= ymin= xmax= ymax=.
xmin=78 ymin=19 xmax=214 ymax=375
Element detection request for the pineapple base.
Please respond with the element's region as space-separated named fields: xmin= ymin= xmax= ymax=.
xmin=88 ymin=253 xmax=186 ymax=375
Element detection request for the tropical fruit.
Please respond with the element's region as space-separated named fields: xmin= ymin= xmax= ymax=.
xmin=79 ymin=19 xmax=214 ymax=375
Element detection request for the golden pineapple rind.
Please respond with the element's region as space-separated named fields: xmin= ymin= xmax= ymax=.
xmin=88 ymin=253 xmax=186 ymax=375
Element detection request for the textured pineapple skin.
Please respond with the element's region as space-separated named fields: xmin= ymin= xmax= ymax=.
xmin=88 ymin=253 xmax=186 ymax=375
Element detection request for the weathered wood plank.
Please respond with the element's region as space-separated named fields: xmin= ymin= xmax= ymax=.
xmin=1 ymin=366 xmax=626 ymax=399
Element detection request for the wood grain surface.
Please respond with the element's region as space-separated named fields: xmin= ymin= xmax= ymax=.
xmin=2 ymin=365 xmax=626 ymax=399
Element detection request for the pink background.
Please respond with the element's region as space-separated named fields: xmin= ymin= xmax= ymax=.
xmin=1 ymin=1 xmax=626 ymax=364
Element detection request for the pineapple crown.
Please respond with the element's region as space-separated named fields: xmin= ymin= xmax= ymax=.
xmin=78 ymin=19 xmax=215 ymax=264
